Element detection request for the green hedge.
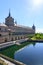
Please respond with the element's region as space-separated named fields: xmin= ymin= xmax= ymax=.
xmin=0 ymin=42 xmax=32 ymax=59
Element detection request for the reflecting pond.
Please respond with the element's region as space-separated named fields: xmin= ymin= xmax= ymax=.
xmin=14 ymin=43 xmax=43 ymax=65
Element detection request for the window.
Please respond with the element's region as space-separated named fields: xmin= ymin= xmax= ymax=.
xmin=0 ymin=28 xmax=1 ymax=30
xmin=0 ymin=34 xmax=1 ymax=36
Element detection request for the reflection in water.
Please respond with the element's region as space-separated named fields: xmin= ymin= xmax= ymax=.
xmin=32 ymin=42 xmax=36 ymax=46
xmin=14 ymin=43 xmax=43 ymax=65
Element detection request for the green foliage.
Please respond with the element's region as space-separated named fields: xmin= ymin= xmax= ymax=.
xmin=0 ymin=42 xmax=32 ymax=59
xmin=31 ymin=33 xmax=43 ymax=40
xmin=28 ymin=34 xmax=35 ymax=38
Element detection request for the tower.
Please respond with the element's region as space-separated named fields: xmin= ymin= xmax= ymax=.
xmin=8 ymin=10 xmax=11 ymax=17
xmin=32 ymin=24 xmax=35 ymax=33
xmin=15 ymin=21 xmax=17 ymax=25
xmin=5 ymin=10 xmax=14 ymax=26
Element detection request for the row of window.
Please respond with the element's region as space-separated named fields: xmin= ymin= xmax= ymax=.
xmin=12 ymin=32 xmax=33 ymax=35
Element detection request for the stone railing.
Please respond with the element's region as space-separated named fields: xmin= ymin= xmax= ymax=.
xmin=0 ymin=59 xmax=8 ymax=65
xmin=0 ymin=54 xmax=26 ymax=65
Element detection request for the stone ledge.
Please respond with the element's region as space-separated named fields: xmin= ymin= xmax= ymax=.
xmin=0 ymin=54 xmax=26 ymax=65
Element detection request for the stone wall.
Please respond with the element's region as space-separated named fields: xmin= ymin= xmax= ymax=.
xmin=0 ymin=35 xmax=28 ymax=43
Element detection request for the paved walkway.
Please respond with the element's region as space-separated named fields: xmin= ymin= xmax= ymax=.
xmin=0 ymin=38 xmax=28 ymax=49
xmin=0 ymin=57 xmax=15 ymax=65
xmin=0 ymin=41 xmax=15 ymax=49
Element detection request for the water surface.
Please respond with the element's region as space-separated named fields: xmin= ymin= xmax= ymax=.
xmin=14 ymin=43 xmax=43 ymax=65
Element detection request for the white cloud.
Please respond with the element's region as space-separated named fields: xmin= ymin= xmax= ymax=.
xmin=36 ymin=28 xmax=43 ymax=33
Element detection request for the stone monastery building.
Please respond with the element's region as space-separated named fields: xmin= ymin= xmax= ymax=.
xmin=0 ymin=11 xmax=35 ymax=43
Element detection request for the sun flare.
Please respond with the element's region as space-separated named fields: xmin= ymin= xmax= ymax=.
xmin=33 ymin=0 xmax=43 ymax=6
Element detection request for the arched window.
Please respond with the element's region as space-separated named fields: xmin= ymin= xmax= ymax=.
xmin=11 ymin=38 xmax=13 ymax=41
xmin=0 ymin=34 xmax=1 ymax=36
xmin=18 ymin=37 xmax=20 ymax=40
xmin=15 ymin=37 xmax=17 ymax=40
xmin=5 ymin=38 xmax=7 ymax=42
xmin=21 ymin=37 xmax=22 ymax=39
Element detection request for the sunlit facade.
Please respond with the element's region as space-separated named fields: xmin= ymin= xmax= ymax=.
xmin=0 ymin=11 xmax=35 ymax=43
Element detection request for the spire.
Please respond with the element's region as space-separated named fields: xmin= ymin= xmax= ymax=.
xmin=9 ymin=9 xmax=11 ymax=17
xmin=32 ymin=24 xmax=35 ymax=30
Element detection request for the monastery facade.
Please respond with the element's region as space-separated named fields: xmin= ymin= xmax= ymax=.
xmin=0 ymin=11 xmax=35 ymax=43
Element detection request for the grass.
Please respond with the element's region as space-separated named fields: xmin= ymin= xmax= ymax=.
xmin=31 ymin=33 xmax=43 ymax=40
xmin=0 ymin=41 xmax=32 ymax=59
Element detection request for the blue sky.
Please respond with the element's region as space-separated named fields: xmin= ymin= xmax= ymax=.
xmin=0 ymin=0 xmax=43 ymax=33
